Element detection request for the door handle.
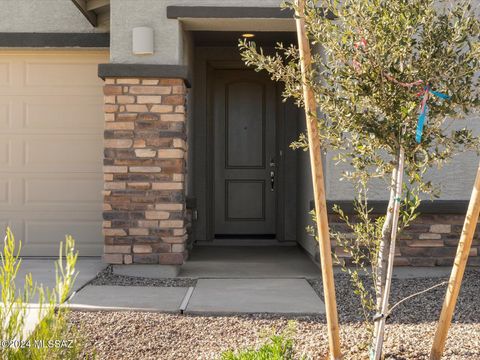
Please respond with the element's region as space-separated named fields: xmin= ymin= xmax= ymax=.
xmin=270 ymin=157 xmax=276 ymax=168
xmin=270 ymin=170 xmax=275 ymax=192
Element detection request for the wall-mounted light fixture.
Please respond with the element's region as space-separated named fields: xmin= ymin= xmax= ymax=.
xmin=242 ymin=33 xmax=255 ymax=39
xmin=132 ymin=26 xmax=154 ymax=55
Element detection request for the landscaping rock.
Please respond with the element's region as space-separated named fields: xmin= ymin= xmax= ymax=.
xmin=69 ymin=269 xmax=480 ymax=359
xmin=88 ymin=265 xmax=196 ymax=287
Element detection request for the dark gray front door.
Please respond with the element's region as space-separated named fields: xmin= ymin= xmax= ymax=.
xmin=214 ymin=69 xmax=277 ymax=236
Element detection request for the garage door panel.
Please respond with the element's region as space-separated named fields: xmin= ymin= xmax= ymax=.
xmin=0 ymin=220 xmax=8 ymax=234
xmin=24 ymin=137 xmax=102 ymax=172
xmin=0 ymin=174 xmax=102 ymax=210
xmin=0 ymin=140 xmax=25 ymax=169
xmin=0 ymin=88 xmax=103 ymax=97
xmin=0 ymin=62 xmax=9 ymax=85
xmin=1 ymin=219 xmax=102 ymax=257
xmin=0 ymin=51 xmax=107 ymax=256
xmin=2 ymin=96 xmax=103 ymax=132
xmin=0 ymin=205 xmax=103 ymax=214
xmin=0 ymin=219 xmax=24 ymax=245
xmin=0 ymin=180 xmax=10 ymax=205
xmin=24 ymin=97 xmax=103 ymax=130
xmin=0 ymin=141 xmax=11 ymax=166
xmin=0 ymin=102 xmax=10 ymax=127
xmin=25 ymin=178 xmax=103 ymax=205
xmin=0 ymin=177 xmax=21 ymax=209
xmin=26 ymin=220 xmax=102 ymax=244
xmin=25 ymin=62 xmax=102 ymax=88
xmin=1 ymin=217 xmax=103 ymax=257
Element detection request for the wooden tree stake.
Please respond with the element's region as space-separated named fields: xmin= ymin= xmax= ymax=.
xmin=430 ymin=161 xmax=480 ymax=360
xmin=294 ymin=1 xmax=342 ymax=359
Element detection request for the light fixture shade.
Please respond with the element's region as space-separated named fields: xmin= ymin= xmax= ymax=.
xmin=132 ymin=27 xmax=154 ymax=55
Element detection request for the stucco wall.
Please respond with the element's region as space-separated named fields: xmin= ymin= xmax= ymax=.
xmin=110 ymin=0 xmax=285 ymax=65
xmin=326 ymin=115 xmax=480 ymax=201
xmin=184 ymin=30 xmax=194 ymax=197
xmin=0 ymin=0 xmax=108 ymax=33
xmin=296 ymin=112 xmax=317 ymax=257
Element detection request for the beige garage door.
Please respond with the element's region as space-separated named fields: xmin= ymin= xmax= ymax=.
xmin=0 ymin=50 xmax=108 ymax=256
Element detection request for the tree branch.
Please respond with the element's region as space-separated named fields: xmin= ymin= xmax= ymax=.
xmin=387 ymin=281 xmax=448 ymax=316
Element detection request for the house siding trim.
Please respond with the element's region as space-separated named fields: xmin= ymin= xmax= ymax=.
xmin=166 ymin=6 xmax=335 ymax=20
xmin=0 ymin=33 xmax=109 ymax=47
xmin=166 ymin=6 xmax=294 ymax=19
xmin=98 ymin=64 xmax=191 ymax=87
xmin=315 ymin=200 xmax=470 ymax=215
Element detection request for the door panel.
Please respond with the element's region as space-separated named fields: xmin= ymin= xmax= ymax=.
xmin=226 ymin=82 xmax=264 ymax=168
xmin=214 ymin=70 xmax=276 ymax=235
xmin=226 ymin=180 xmax=265 ymax=220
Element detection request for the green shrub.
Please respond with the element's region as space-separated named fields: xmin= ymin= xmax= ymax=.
xmin=221 ymin=324 xmax=302 ymax=360
xmin=0 ymin=227 xmax=92 ymax=359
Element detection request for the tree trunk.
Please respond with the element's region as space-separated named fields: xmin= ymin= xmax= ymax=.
xmin=375 ymin=167 xmax=397 ymax=305
xmin=372 ymin=148 xmax=401 ymax=352
xmin=372 ymin=146 xmax=405 ymax=360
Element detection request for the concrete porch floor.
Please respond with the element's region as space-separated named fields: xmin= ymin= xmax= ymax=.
xmin=112 ymin=245 xmax=456 ymax=280
xmin=177 ymin=246 xmax=455 ymax=279
xmin=179 ymin=245 xmax=322 ymax=279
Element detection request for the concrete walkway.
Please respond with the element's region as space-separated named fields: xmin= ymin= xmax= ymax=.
xmin=15 ymin=250 xmax=457 ymax=316
xmin=70 ymin=286 xmax=190 ymax=312
xmin=185 ymin=278 xmax=324 ymax=315
xmin=17 ymin=257 xmax=106 ymax=293
xmin=69 ymin=278 xmax=325 ymax=315
xmin=15 ymin=258 xmax=105 ymax=338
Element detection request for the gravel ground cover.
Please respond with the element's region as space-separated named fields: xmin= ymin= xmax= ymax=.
xmin=88 ymin=265 xmax=197 ymax=287
xmin=68 ymin=270 xmax=480 ymax=359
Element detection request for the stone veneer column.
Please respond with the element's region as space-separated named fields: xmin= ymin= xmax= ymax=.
xmin=102 ymin=77 xmax=188 ymax=265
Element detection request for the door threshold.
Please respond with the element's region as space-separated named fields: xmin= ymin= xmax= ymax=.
xmin=195 ymin=239 xmax=298 ymax=246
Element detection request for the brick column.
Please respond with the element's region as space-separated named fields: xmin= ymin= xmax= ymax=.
xmin=102 ymin=77 xmax=188 ymax=265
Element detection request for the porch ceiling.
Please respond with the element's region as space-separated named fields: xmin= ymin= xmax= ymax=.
xmin=192 ymin=31 xmax=297 ymax=47
xmin=181 ymin=18 xmax=296 ymax=32
xmin=71 ymin=0 xmax=110 ymax=28
xmin=167 ymin=5 xmax=296 ymax=32
xmin=167 ymin=5 xmax=334 ymax=31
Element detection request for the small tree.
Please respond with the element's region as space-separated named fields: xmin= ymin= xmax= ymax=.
xmin=240 ymin=0 xmax=479 ymax=358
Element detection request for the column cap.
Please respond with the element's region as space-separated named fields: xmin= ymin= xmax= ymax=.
xmin=98 ymin=64 xmax=191 ymax=87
